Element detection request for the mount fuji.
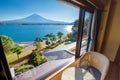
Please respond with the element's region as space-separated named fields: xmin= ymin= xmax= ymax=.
xmin=1 ymin=14 xmax=71 ymax=25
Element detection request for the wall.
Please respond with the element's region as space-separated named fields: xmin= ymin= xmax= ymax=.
xmin=97 ymin=0 xmax=120 ymax=61
xmin=96 ymin=0 xmax=111 ymax=52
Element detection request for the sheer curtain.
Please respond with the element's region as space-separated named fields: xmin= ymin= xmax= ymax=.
xmin=88 ymin=9 xmax=98 ymax=51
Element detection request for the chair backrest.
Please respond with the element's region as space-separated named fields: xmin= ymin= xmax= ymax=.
xmin=79 ymin=51 xmax=109 ymax=80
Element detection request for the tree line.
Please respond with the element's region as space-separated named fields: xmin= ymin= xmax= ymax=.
xmin=0 ymin=31 xmax=65 ymax=61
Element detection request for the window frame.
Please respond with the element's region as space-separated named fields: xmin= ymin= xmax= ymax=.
xmin=59 ymin=1 xmax=103 ymax=58
xmin=75 ymin=7 xmax=95 ymax=58
xmin=75 ymin=8 xmax=85 ymax=58
xmin=0 ymin=39 xmax=13 ymax=80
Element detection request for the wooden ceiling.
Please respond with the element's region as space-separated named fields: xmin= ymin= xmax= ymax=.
xmin=58 ymin=0 xmax=103 ymax=10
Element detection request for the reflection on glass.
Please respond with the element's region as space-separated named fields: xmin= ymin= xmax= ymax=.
xmin=80 ymin=11 xmax=92 ymax=55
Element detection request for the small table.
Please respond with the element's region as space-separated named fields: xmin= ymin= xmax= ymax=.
xmin=62 ymin=67 xmax=96 ymax=80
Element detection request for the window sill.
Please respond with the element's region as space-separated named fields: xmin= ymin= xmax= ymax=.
xmin=45 ymin=58 xmax=80 ymax=80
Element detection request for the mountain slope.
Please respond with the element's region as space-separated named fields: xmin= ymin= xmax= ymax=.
xmin=1 ymin=14 xmax=70 ymax=24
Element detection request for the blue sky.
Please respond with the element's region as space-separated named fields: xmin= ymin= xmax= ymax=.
xmin=0 ymin=0 xmax=79 ymax=22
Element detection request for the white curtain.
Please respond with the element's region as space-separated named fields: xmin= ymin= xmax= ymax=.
xmin=88 ymin=9 xmax=97 ymax=51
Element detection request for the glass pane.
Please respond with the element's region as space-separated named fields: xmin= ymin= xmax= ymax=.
xmin=80 ymin=11 xmax=92 ymax=55
xmin=0 ymin=0 xmax=79 ymax=79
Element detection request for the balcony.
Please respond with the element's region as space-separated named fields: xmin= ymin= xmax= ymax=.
xmin=14 ymin=47 xmax=75 ymax=80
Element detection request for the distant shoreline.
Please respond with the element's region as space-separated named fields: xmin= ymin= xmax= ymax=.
xmin=0 ymin=23 xmax=73 ymax=25
xmin=16 ymin=41 xmax=34 ymax=46
xmin=0 ymin=25 xmax=72 ymax=43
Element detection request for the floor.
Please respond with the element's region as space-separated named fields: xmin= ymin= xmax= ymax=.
xmin=105 ymin=62 xmax=119 ymax=80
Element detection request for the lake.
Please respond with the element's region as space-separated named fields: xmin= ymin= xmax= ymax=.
xmin=0 ymin=25 xmax=73 ymax=42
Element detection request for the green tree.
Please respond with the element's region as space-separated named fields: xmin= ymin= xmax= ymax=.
xmin=11 ymin=45 xmax=23 ymax=60
xmin=45 ymin=40 xmax=51 ymax=48
xmin=34 ymin=37 xmax=43 ymax=46
xmin=33 ymin=37 xmax=45 ymax=51
xmin=57 ymin=32 xmax=63 ymax=42
xmin=73 ymin=20 xmax=79 ymax=27
xmin=63 ymin=35 xmax=68 ymax=41
xmin=30 ymin=50 xmax=47 ymax=66
xmin=71 ymin=20 xmax=79 ymax=41
xmin=71 ymin=18 xmax=90 ymax=41
xmin=45 ymin=33 xmax=56 ymax=44
xmin=49 ymin=33 xmax=54 ymax=40
xmin=83 ymin=17 xmax=90 ymax=35
xmin=51 ymin=35 xmax=57 ymax=44
xmin=67 ymin=33 xmax=72 ymax=40
xmin=49 ymin=33 xmax=57 ymax=44
xmin=0 ymin=35 xmax=15 ymax=53
xmin=45 ymin=34 xmax=51 ymax=40
xmin=45 ymin=34 xmax=51 ymax=47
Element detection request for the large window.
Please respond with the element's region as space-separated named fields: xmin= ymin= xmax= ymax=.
xmin=0 ymin=0 xmax=100 ymax=79
xmin=0 ymin=0 xmax=79 ymax=79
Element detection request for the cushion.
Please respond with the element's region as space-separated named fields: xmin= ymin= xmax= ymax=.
xmin=80 ymin=65 xmax=101 ymax=80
